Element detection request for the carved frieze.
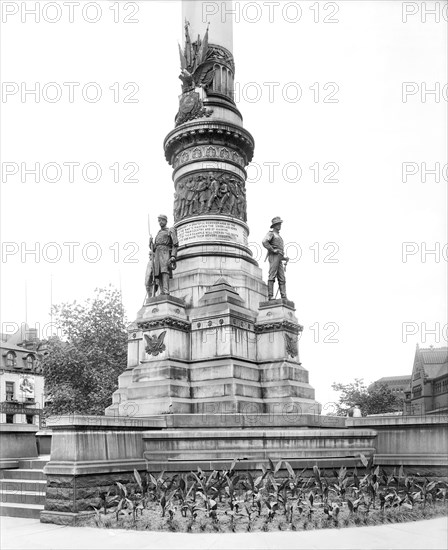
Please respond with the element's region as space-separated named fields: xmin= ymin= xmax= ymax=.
xmin=173 ymin=145 xmax=245 ymax=169
xmin=138 ymin=317 xmax=191 ymax=332
xmin=254 ymin=321 xmax=303 ymax=335
xmin=174 ymin=171 xmax=247 ymax=223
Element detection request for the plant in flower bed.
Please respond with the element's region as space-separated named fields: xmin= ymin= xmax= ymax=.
xmin=86 ymin=455 xmax=448 ymax=533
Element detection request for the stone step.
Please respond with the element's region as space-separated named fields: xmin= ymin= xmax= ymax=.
xmin=0 ymin=468 xmax=46 ymax=480
xmin=0 ymin=502 xmax=44 ymax=519
xmin=1 ymin=490 xmax=46 ymax=505
xmin=0 ymin=479 xmax=47 ymax=493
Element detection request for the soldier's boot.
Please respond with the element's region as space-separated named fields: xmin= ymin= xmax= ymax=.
xmin=160 ymin=273 xmax=170 ymax=295
xmin=279 ymin=283 xmax=287 ymax=300
xmin=267 ymin=281 xmax=274 ymax=301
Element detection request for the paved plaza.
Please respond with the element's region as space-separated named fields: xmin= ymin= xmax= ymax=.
xmin=1 ymin=516 xmax=447 ymax=550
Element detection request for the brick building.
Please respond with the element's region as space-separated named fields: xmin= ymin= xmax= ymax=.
xmin=404 ymin=345 xmax=448 ymax=416
xmin=369 ymin=375 xmax=411 ymax=412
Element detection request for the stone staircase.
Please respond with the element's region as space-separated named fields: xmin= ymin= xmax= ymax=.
xmin=0 ymin=456 xmax=49 ymax=519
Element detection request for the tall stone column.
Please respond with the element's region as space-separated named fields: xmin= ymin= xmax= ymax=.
xmin=165 ymin=1 xmax=265 ymax=311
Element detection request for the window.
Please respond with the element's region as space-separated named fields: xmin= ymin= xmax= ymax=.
xmin=26 ymin=355 xmax=35 ymax=369
xmin=26 ymin=415 xmax=34 ymax=424
xmin=5 ymin=414 xmax=14 ymax=424
xmin=5 ymin=381 xmax=14 ymax=401
xmin=213 ymin=63 xmax=221 ymax=91
xmin=6 ymin=352 xmax=16 ymax=368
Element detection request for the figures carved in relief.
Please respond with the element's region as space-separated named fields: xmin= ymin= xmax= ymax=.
xmin=173 ymin=172 xmax=247 ymax=223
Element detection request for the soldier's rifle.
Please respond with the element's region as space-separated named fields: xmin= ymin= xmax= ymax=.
xmin=147 ymin=215 xmax=156 ymax=298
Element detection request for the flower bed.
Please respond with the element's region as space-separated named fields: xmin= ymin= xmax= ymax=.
xmin=83 ymin=456 xmax=448 ymax=533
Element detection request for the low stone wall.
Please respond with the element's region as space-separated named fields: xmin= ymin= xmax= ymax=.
xmin=346 ymin=415 xmax=448 ymax=475
xmin=0 ymin=424 xmax=38 ymax=466
xmin=40 ymin=412 xmax=448 ymax=525
xmin=162 ymin=412 xmax=346 ymax=429
xmin=36 ymin=430 xmax=52 ymax=455
xmin=41 ymin=415 xmax=163 ymax=525
xmin=40 ymin=413 xmax=365 ymax=524
xmin=143 ymin=427 xmax=377 ymax=472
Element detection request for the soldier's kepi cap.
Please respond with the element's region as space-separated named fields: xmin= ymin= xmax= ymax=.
xmin=158 ymin=214 xmax=168 ymax=222
xmin=270 ymin=216 xmax=283 ymax=228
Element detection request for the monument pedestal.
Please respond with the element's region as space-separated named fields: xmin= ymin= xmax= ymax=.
xmin=107 ymin=279 xmax=320 ymax=417
xmin=107 ymin=296 xmax=192 ymax=416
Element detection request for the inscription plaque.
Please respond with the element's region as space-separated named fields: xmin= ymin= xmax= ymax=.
xmin=178 ymin=219 xmax=248 ymax=246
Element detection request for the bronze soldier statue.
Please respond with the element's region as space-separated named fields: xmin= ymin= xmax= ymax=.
xmin=145 ymin=215 xmax=178 ymax=296
xmin=262 ymin=216 xmax=289 ymax=300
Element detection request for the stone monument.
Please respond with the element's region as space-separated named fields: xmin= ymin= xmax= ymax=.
xmin=106 ymin=2 xmax=320 ymax=418
xmin=40 ymin=5 xmax=384 ymax=523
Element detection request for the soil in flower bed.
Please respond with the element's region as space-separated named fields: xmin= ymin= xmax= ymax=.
xmin=83 ymin=499 xmax=448 ymax=533
xmin=80 ymin=460 xmax=448 ymax=533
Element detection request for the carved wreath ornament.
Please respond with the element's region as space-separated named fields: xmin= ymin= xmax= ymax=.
xmin=144 ymin=331 xmax=167 ymax=356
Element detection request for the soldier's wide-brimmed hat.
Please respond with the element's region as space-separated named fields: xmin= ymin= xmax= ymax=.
xmin=270 ymin=216 xmax=283 ymax=228
xmin=158 ymin=214 xmax=168 ymax=221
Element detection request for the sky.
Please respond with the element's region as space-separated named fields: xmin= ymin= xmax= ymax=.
xmin=1 ymin=0 xmax=447 ymax=409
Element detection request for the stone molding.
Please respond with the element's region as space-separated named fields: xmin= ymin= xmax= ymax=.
xmin=137 ymin=317 xmax=191 ymax=333
xmin=254 ymin=320 xmax=303 ymax=334
xmin=172 ymin=144 xmax=245 ymax=172
xmin=164 ymin=121 xmax=255 ymax=165
xmin=259 ymin=298 xmax=296 ymax=310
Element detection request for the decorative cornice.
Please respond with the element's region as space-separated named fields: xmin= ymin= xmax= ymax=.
xmin=254 ymin=321 xmax=303 ymax=335
xmin=138 ymin=317 xmax=191 ymax=333
xmin=164 ymin=121 xmax=255 ymax=165
xmin=177 ymin=249 xmax=258 ymax=267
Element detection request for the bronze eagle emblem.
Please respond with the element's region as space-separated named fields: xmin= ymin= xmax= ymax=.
xmin=144 ymin=331 xmax=167 ymax=356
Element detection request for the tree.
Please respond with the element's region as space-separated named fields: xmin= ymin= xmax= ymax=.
xmin=331 ymin=378 xmax=403 ymax=416
xmin=43 ymin=286 xmax=127 ymax=416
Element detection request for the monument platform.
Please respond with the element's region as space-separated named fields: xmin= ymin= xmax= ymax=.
xmin=40 ymin=414 xmax=448 ymax=524
xmin=106 ymin=279 xmax=320 ymax=417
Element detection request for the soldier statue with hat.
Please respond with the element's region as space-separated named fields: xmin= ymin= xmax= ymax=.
xmin=145 ymin=215 xmax=178 ymax=297
xmin=262 ymin=216 xmax=290 ymax=300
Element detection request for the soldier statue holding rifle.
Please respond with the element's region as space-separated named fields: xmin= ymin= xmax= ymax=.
xmin=145 ymin=215 xmax=178 ymax=297
xmin=262 ymin=216 xmax=290 ymax=300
